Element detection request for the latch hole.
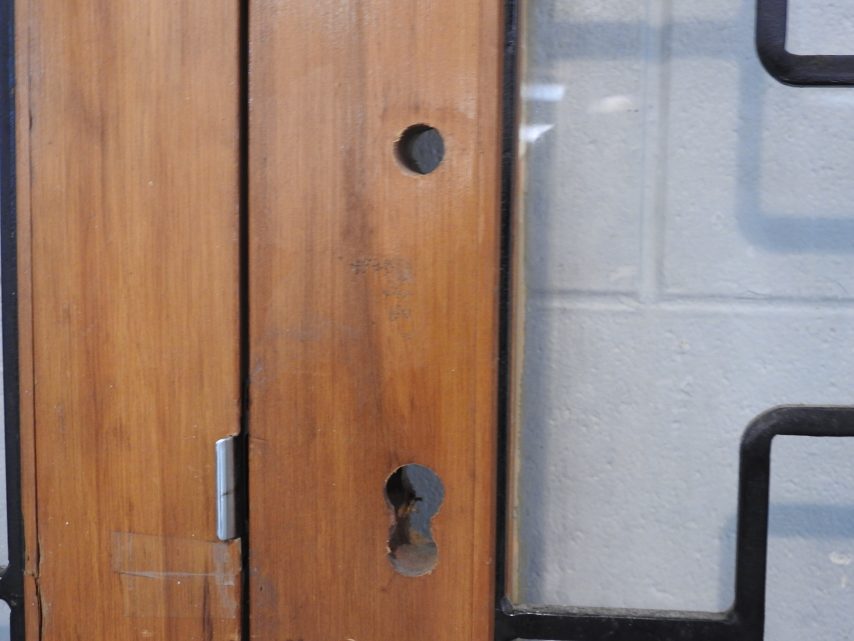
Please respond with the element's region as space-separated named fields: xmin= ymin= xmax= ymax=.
xmin=384 ymin=464 xmax=445 ymax=576
xmin=395 ymin=124 xmax=445 ymax=175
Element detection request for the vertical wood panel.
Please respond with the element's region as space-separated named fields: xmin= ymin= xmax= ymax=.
xmin=248 ymin=2 xmax=502 ymax=640
xmin=14 ymin=0 xmax=41 ymax=635
xmin=20 ymin=0 xmax=241 ymax=638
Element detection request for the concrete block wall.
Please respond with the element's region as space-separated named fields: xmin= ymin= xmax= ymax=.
xmin=514 ymin=1 xmax=854 ymax=637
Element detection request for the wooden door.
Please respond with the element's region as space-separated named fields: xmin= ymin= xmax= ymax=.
xmin=246 ymin=1 xmax=504 ymax=640
xmin=15 ymin=0 xmax=243 ymax=638
xmin=14 ymin=1 xmax=504 ymax=639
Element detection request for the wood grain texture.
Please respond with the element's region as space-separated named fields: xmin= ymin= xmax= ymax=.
xmin=21 ymin=1 xmax=241 ymax=638
xmin=14 ymin=0 xmax=41 ymax=635
xmin=248 ymin=2 xmax=502 ymax=640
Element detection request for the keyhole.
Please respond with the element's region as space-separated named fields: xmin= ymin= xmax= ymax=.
xmin=384 ymin=464 xmax=445 ymax=577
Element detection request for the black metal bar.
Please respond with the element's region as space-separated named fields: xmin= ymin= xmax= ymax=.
xmin=0 ymin=0 xmax=26 ymax=637
xmin=732 ymin=407 xmax=854 ymax=638
xmin=756 ymin=0 xmax=854 ymax=86
xmin=497 ymin=606 xmax=738 ymax=641
xmin=238 ymin=0 xmax=251 ymax=635
xmin=496 ymin=406 xmax=854 ymax=641
xmin=494 ymin=0 xmax=519 ymax=630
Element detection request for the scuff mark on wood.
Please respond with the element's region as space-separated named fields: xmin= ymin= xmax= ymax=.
xmin=111 ymin=532 xmax=240 ymax=620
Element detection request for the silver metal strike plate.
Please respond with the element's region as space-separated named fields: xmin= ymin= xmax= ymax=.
xmin=215 ymin=436 xmax=238 ymax=541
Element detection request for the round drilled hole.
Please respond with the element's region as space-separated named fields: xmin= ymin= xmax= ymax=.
xmin=395 ymin=124 xmax=445 ymax=175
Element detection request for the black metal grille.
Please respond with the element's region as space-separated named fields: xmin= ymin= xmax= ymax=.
xmin=757 ymin=0 xmax=854 ymax=86
xmin=496 ymin=405 xmax=854 ymax=641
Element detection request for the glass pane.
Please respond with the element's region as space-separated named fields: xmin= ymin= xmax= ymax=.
xmin=512 ymin=0 xmax=854 ymax=616
xmin=0 ymin=599 xmax=9 ymax=641
xmin=767 ymin=438 xmax=854 ymax=640
xmin=787 ymin=0 xmax=854 ymax=55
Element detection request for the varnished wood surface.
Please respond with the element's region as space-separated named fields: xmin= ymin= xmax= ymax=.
xmin=248 ymin=2 xmax=503 ymax=640
xmin=19 ymin=1 xmax=242 ymax=638
xmin=14 ymin=0 xmax=41 ymax=635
